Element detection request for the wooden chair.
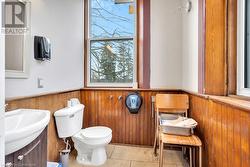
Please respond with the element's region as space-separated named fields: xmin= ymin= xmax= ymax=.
xmin=153 ymin=94 xmax=189 ymax=155
xmin=153 ymin=94 xmax=202 ymax=167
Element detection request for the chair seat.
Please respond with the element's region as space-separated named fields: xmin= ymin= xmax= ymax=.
xmin=160 ymin=133 xmax=202 ymax=147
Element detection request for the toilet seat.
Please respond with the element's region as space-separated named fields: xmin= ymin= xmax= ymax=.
xmin=73 ymin=126 xmax=112 ymax=146
xmin=80 ymin=126 xmax=112 ymax=139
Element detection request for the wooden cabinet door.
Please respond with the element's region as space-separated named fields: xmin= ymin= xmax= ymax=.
xmin=5 ymin=154 xmax=14 ymax=167
xmin=13 ymin=129 xmax=47 ymax=167
xmin=14 ymin=140 xmax=42 ymax=167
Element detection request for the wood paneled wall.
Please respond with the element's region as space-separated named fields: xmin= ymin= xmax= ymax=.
xmin=189 ymin=94 xmax=250 ymax=167
xmin=6 ymin=89 xmax=181 ymax=161
xmin=6 ymin=91 xmax=81 ymax=162
xmin=7 ymin=89 xmax=250 ymax=166
xmin=81 ymin=89 xmax=180 ymax=145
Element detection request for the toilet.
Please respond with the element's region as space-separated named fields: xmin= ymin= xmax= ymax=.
xmin=54 ymin=101 xmax=112 ymax=166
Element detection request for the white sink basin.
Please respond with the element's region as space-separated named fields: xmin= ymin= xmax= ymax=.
xmin=5 ymin=109 xmax=50 ymax=155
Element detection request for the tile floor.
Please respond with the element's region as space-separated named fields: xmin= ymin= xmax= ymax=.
xmin=69 ymin=144 xmax=188 ymax=167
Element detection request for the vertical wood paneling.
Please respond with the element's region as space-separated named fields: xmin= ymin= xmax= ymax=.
xmin=81 ymin=90 xmax=179 ymax=145
xmin=215 ymin=103 xmax=222 ymax=167
xmin=7 ymin=89 xmax=250 ymax=166
xmin=189 ymin=94 xmax=250 ymax=167
xmin=221 ymin=105 xmax=228 ymax=167
xmin=227 ymin=105 xmax=234 ymax=167
xmin=209 ymin=101 xmax=215 ymax=166
xmin=233 ymin=108 xmax=241 ymax=167
xmin=240 ymin=111 xmax=250 ymax=167
xmin=6 ymin=91 xmax=81 ymax=162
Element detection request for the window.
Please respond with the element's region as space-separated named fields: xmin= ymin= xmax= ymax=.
xmin=237 ymin=0 xmax=250 ymax=96
xmin=86 ymin=0 xmax=137 ymax=87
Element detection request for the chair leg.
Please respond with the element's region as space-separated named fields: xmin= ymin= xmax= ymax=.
xmin=199 ymin=146 xmax=202 ymax=167
xmin=158 ymin=131 xmax=160 ymax=155
xmin=189 ymin=147 xmax=192 ymax=167
xmin=154 ymin=111 xmax=158 ymax=156
xmin=153 ymin=130 xmax=158 ymax=156
xmin=159 ymin=140 xmax=164 ymax=167
xmin=182 ymin=147 xmax=186 ymax=159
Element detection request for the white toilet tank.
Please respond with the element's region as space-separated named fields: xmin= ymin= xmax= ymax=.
xmin=54 ymin=104 xmax=84 ymax=138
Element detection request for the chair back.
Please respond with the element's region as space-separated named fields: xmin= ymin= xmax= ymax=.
xmin=155 ymin=94 xmax=189 ymax=112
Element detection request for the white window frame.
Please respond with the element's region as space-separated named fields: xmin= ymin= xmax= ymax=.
xmin=86 ymin=0 xmax=137 ymax=87
xmin=237 ymin=0 xmax=250 ymax=96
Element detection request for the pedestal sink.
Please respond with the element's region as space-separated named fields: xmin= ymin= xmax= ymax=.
xmin=5 ymin=109 xmax=50 ymax=155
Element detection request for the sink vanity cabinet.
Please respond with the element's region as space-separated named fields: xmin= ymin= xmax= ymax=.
xmin=5 ymin=128 xmax=47 ymax=167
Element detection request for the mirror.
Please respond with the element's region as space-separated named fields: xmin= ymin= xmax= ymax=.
xmin=5 ymin=34 xmax=30 ymax=78
xmin=4 ymin=0 xmax=31 ymax=79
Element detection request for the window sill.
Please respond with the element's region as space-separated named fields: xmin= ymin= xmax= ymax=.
xmin=228 ymin=94 xmax=250 ymax=101
xmin=81 ymin=87 xmax=182 ymax=91
xmin=209 ymin=95 xmax=250 ymax=112
xmin=184 ymin=90 xmax=250 ymax=112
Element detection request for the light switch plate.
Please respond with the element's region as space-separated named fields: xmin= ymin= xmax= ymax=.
xmin=38 ymin=78 xmax=44 ymax=88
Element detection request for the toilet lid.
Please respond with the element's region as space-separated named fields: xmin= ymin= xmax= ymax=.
xmin=80 ymin=126 xmax=112 ymax=139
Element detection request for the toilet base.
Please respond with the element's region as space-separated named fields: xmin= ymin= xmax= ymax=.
xmin=72 ymin=127 xmax=112 ymax=166
xmin=76 ymin=146 xmax=107 ymax=166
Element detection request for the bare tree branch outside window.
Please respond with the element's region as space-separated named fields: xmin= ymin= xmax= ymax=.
xmin=89 ymin=0 xmax=136 ymax=84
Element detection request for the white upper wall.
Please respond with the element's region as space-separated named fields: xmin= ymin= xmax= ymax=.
xmin=150 ymin=0 xmax=199 ymax=91
xmin=5 ymin=0 xmax=84 ymax=99
xmin=150 ymin=0 xmax=183 ymax=89
xmin=5 ymin=0 xmax=199 ymax=98
xmin=182 ymin=0 xmax=199 ymax=92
